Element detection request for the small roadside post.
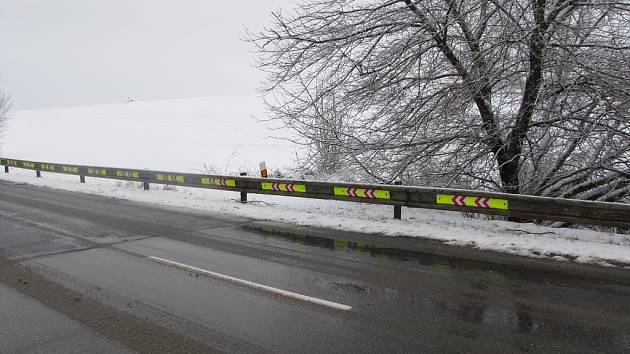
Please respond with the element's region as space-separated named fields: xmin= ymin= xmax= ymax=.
xmin=240 ymin=172 xmax=247 ymax=203
xmin=4 ymin=165 xmax=8 ymax=173
xmin=36 ymin=170 xmax=41 ymax=178
xmin=394 ymin=180 xmax=402 ymax=219
xmin=143 ymin=169 xmax=150 ymax=190
xmin=259 ymin=161 xmax=268 ymax=178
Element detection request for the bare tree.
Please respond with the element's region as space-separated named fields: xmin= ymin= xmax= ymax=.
xmin=251 ymin=0 xmax=630 ymax=201
xmin=0 ymin=87 xmax=10 ymax=138
xmin=268 ymin=76 xmax=353 ymax=176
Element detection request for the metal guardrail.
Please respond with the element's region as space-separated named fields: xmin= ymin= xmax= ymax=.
xmin=2 ymin=157 xmax=629 ymax=228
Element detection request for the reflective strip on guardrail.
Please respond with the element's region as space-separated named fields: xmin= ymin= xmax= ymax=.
xmin=436 ymin=194 xmax=509 ymax=210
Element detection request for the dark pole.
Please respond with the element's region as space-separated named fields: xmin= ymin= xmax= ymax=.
xmin=143 ymin=182 xmax=150 ymax=191
xmin=394 ymin=180 xmax=402 ymax=219
xmin=4 ymin=166 xmax=8 ymax=173
xmin=240 ymin=172 xmax=247 ymax=203
xmin=80 ymin=175 xmax=86 ymax=183
xmin=36 ymin=170 xmax=41 ymax=178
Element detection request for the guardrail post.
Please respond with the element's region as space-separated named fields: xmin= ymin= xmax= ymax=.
xmin=240 ymin=172 xmax=247 ymax=203
xmin=80 ymin=175 xmax=86 ymax=183
xmin=143 ymin=182 xmax=150 ymax=191
xmin=4 ymin=166 xmax=8 ymax=173
xmin=36 ymin=170 xmax=41 ymax=178
xmin=394 ymin=180 xmax=402 ymax=219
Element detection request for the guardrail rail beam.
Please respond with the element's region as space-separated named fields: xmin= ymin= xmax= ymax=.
xmin=1 ymin=157 xmax=629 ymax=228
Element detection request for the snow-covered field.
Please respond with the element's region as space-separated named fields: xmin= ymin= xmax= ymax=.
xmin=0 ymin=95 xmax=299 ymax=174
xmin=1 ymin=97 xmax=629 ymax=268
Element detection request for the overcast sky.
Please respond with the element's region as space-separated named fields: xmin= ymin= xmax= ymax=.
xmin=0 ymin=0 xmax=293 ymax=110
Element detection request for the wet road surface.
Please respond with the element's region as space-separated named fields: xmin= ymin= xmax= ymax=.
xmin=0 ymin=284 xmax=133 ymax=353
xmin=0 ymin=180 xmax=629 ymax=353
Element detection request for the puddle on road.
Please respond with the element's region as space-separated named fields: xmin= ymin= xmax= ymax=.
xmin=247 ymin=225 xmax=624 ymax=286
xmin=249 ymin=226 xmax=512 ymax=277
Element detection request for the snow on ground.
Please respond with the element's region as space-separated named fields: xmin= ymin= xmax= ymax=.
xmin=0 ymin=95 xmax=299 ymax=174
xmin=1 ymin=96 xmax=629 ymax=268
xmin=2 ymin=169 xmax=630 ymax=268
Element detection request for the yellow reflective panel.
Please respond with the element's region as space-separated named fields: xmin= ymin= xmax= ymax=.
xmin=292 ymin=184 xmax=307 ymax=193
xmin=333 ymin=187 xmax=348 ymax=196
xmin=334 ymin=186 xmax=388 ymax=199
xmin=436 ymin=194 xmax=509 ymax=210
xmin=436 ymin=194 xmax=452 ymax=205
xmin=489 ymin=199 xmax=509 ymax=210
xmin=374 ymin=190 xmax=390 ymax=199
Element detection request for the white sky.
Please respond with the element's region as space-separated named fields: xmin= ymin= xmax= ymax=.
xmin=0 ymin=0 xmax=293 ymax=110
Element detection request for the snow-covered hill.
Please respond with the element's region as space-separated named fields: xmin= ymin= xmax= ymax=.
xmin=0 ymin=95 xmax=299 ymax=174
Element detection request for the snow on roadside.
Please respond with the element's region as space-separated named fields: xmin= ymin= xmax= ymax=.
xmin=2 ymin=168 xmax=629 ymax=268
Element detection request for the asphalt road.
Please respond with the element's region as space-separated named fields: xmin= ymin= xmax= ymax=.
xmin=0 ymin=179 xmax=629 ymax=353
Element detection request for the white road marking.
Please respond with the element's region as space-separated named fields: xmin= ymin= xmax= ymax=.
xmin=146 ymin=256 xmax=353 ymax=311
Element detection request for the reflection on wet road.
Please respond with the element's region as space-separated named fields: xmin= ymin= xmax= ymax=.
xmin=242 ymin=226 xmax=630 ymax=352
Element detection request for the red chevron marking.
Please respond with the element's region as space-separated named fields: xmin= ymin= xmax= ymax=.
xmin=452 ymin=195 xmax=466 ymax=206
xmin=474 ymin=197 xmax=490 ymax=208
xmin=287 ymin=183 xmax=294 ymax=192
xmin=348 ymin=188 xmax=357 ymax=197
xmin=365 ymin=189 xmax=375 ymax=198
xmin=272 ymin=182 xmax=279 ymax=191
